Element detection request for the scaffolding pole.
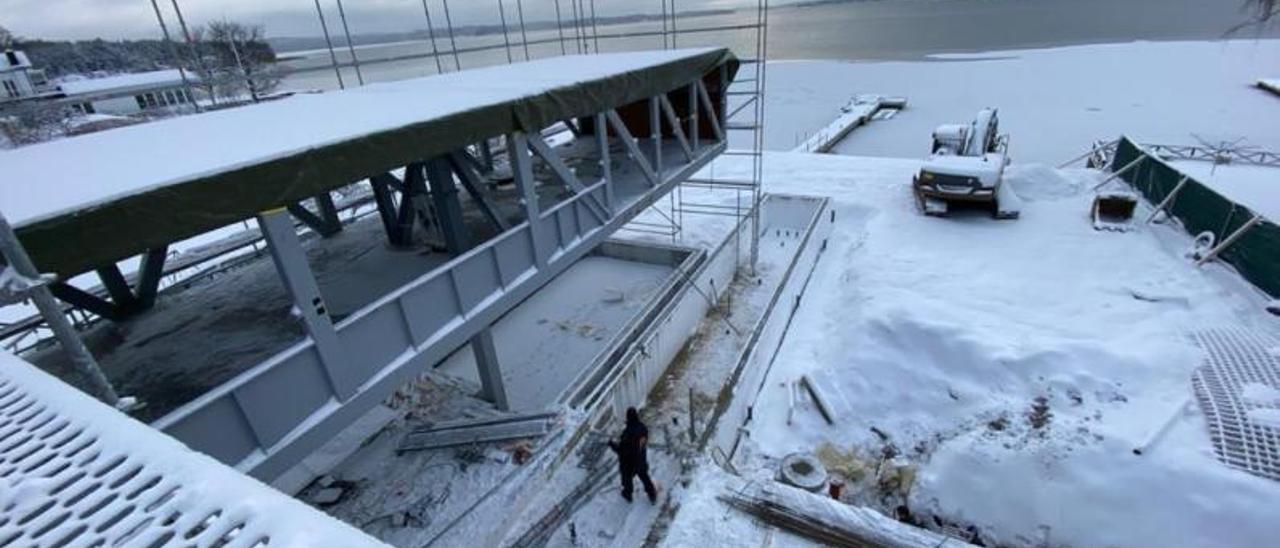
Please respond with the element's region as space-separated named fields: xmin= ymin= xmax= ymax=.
xmin=313 ymin=0 xmax=346 ymax=89
xmin=0 ymin=213 xmax=121 ymax=407
xmin=334 ymin=0 xmax=365 ymax=85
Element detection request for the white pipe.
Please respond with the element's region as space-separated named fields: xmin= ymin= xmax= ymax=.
xmin=786 ymin=380 xmax=796 ymax=426
xmin=1133 ymin=397 xmax=1189 ymax=456
xmin=1144 ymin=175 xmax=1189 ymax=224
xmin=1092 ymin=155 xmax=1146 ymax=191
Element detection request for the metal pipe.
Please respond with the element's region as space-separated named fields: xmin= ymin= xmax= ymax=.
xmin=1144 ymin=175 xmax=1189 ymax=224
xmin=569 ymin=0 xmax=584 ymax=54
xmin=1092 ymin=155 xmax=1146 ymax=191
xmin=167 ymin=0 xmax=212 ymax=108
xmin=442 ymin=0 xmax=462 ymax=70
xmin=670 ymin=0 xmax=679 ymax=48
xmin=516 ymin=0 xmax=531 ymax=61
xmin=420 ymin=0 xmax=444 ymax=73
xmin=312 ymin=0 xmax=346 ymax=89
xmin=1132 ymin=398 xmax=1189 ymax=456
xmin=553 ymin=0 xmax=567 ymax=55
xmin=497 ymin=0 xmax=514 ymax=64
xmin=1196 ymin=214 xmax=1262 ymax=267
xmin=334 ymin=0 xmax=365 ymax=85
xmin=588 ymin=0 xmax=599 ymax=53
xmin=147 ymin=0 xmax=200 ymax=113
xmin=660 ymin=0 xmax=669 ymax=49
xmin=0 ymin=213 xmax=120 ymax=406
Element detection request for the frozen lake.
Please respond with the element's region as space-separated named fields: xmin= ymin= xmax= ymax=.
xmin=276 ymin=0 xmax=1280 ymax=92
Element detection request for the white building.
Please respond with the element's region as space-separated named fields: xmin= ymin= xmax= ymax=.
xmin=58 ymin=69 xmax=197 ymax=116
xmin=0 ymin=50 xmax=53 ymax=102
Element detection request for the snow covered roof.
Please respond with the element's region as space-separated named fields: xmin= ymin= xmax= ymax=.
xmin=57 ymin=69 xmax=191 ymax=96
xmin=0 ymin=50 xmax=32 ymax=71
xmin=1 ymin=48 xmax=737 ymax=276
xmin=0 ymin=350 xmax=390 ymax=547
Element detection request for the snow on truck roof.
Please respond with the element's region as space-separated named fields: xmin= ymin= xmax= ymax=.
xmin=0 ymin=48 xmax=737 ymax=277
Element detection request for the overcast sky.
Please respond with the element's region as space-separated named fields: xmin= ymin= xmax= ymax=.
xmin=6 ymin=0 xmax=754 ymax=41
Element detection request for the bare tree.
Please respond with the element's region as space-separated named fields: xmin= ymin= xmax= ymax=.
xmin=204 ymin=20 xmax=283 ymax=103
xmin=185 ymin=27 xmax=233 ymax=104
xmin=0 ymin=102 xmax=73 ymax=146
xmin=0 ymin=26 xmax=15 ymax=50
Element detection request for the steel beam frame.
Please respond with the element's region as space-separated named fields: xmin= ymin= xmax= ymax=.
xmin=49 ymin=246 xmax=169 ymax=322
xmin=153 ymin=105 xmax=726 ymax=479
xmin=287 ymin=194 xmax=343 ymax=237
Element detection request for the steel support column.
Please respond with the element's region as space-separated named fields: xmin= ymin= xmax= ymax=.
xmin=425 ymin=157 xmax=471 ymax=254
xmin=258 ymin=209 xmax=355 ymax=400
xmin=469 ymin=327 xmax=510 ymax=410
xmin=650 ymin=96 xmax=664 ymax=177
xmin=448 ymin=152 xmax=510 ymax=231
xmin=287 ymin=194 xmax=342 ymax=238
xmin=595 ymin=112 xmax=614 ymax=212
xmin=510 ymin=132 xmax=549 ymax=268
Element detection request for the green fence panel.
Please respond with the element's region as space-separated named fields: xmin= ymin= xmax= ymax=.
xmin=1111 ymin=135 xmax=1279 ymax=298
xmin=1169 ymin=180 xmax=1242 ymax=242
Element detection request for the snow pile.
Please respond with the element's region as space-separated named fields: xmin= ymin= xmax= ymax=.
xmin=697 ymin=151 xmax=1280 ymax=547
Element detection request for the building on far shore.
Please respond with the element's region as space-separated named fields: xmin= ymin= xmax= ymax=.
xmin=0 ymin=49 xmax=55 ymax=102
xmin=58 ymin=69 xmax=197 ymax=116
xmin=1 ymin=48 xmax=197 ymax=116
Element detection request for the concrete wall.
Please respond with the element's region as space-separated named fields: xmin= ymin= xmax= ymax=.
xmin=711 ymin=194 xmax=833 ymax=460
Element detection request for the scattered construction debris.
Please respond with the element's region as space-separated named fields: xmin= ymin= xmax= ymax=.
xmin=398 ymin=411 xmax=558 ymax=453
xmin=719 ymin=481 xmax=970 ymax=548
xmin=509 ymin=456 xmax=618 ymax=547
xmin=779 ymin=453 xmax=829 ymax=492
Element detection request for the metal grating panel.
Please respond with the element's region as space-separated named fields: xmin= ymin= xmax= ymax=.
xmin=0 ymin=351 xmax=388 ymax=548
xmin=1190 ymin=327 xmax=1280 ymax=481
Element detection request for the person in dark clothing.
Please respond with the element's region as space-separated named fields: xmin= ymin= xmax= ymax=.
xmin=608 ymin=407 xmax=657 ymax=503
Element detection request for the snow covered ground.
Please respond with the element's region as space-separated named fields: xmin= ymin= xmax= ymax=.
xmin=683 ymin=151 xmax=1280 ymax=547
xmin=760 ymin=40 xmax=1280 ymax=168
